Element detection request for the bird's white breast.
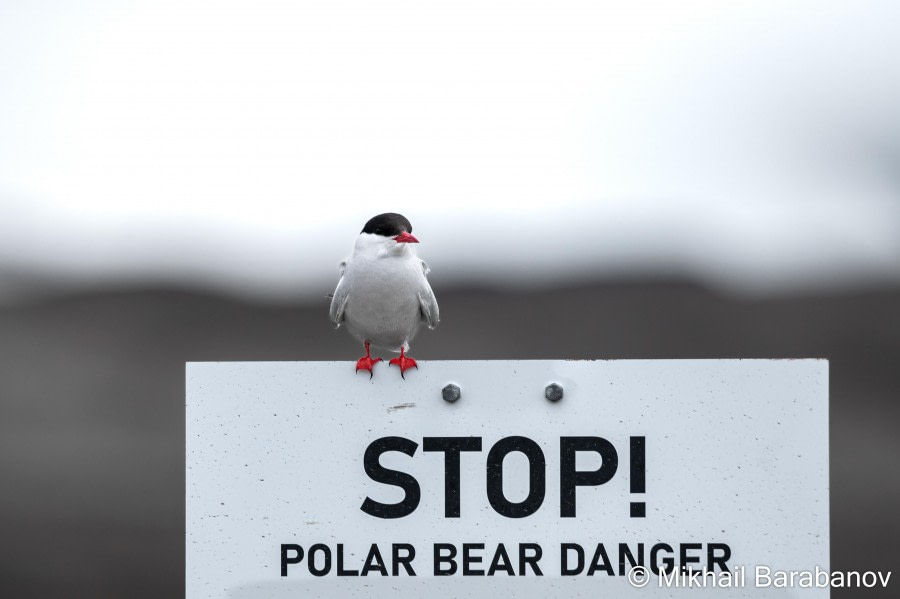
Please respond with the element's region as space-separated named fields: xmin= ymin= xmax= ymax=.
xmin=341 ymin=241 xmax=427 ymax=352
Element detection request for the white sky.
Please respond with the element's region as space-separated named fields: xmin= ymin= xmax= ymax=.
xmin=1 ymin=0 xmax=899 ymax=300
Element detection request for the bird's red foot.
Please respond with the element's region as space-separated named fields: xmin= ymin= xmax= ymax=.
xmin=389 ymin=347 xmax=418 ymax=379
xmin=355 ymin=356 xmax=382 ymax=378
xmin=355 ymin=341 xmax=382 ymax=379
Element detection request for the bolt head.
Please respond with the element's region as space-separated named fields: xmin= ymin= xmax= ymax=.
xmin=442 ymin=384 xmax=461 ymax=403
xmin=545 ymin=383 xmax=563 ymax=402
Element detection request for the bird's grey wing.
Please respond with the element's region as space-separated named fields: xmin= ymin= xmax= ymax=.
xmin=418 ymin=260 xmax=439 ymax=329
xmin=328 ymin=261 xmax=350 ymax=328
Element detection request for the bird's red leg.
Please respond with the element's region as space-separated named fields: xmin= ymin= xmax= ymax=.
xmin=389 ymin=346 xmax=418 ymax=379
xmin=355 ymin=341 xmax=382 ymax=379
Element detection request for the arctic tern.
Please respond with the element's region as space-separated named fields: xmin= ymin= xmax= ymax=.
xmin=329 ymin=213 xmax=439 ymax=378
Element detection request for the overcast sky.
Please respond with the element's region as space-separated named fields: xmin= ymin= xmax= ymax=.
xmin=1 ymin=0 xmax=899 ymax=301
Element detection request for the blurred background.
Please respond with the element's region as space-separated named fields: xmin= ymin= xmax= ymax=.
xmin=1 ymin=0 xmax=898 ymax=597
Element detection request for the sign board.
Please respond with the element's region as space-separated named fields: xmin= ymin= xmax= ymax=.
xmin=187 ymin=360 xmax=829 ymax=598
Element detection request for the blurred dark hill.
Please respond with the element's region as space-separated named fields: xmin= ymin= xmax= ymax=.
xmin=1 ymin=280 xmax=898 ymax=598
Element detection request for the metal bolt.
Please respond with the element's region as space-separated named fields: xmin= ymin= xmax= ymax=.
xmin=442 ymin=384 xmax=461 ymax=403
xmin=545 ymin=383 xmax=563 ymax=402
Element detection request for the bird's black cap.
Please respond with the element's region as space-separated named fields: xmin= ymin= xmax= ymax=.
xmin=361 ymin=213 xmax=413 ymax=237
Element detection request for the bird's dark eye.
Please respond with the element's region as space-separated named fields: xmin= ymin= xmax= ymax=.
xmin=375 ymin=228 xmax=384 ymax=235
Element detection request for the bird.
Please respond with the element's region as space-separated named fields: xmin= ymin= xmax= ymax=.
xmin=329 ymin=213 xmax=439 ymax=378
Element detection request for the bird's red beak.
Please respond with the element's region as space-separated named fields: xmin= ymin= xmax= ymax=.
xmin=393 ymin=232 xmax=419 ymax=243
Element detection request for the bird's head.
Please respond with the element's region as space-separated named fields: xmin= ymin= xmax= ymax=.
xmin=360 ymin=213 xmax=420 ymax=249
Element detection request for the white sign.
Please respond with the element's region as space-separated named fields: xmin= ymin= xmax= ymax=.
xmin=187 ymin=360 xmax=829 ymax=598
